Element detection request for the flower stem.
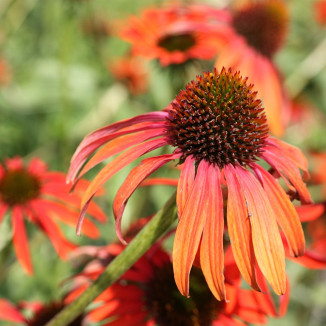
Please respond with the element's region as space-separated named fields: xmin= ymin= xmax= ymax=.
xmin=46 ymin=192 xmax=177 ymax=326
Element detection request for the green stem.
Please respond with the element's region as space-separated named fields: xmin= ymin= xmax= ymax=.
xmin=46 ymin=192 xmax=177 ymax=326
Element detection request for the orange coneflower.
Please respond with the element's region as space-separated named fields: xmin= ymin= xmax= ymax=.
xmin=120 ymin=5 xmax=229 ymax=66
xmin=109 ymin=56 xmax=148 ymax=95
xmin=68 ymin=67 xmax=310 ymax=300
xmin=0 ymin=156 xmax=106 ymax=274
xmin=0 ymin=299 xmax=85 ymax=325
xmin=215 ymin=0 xmax=291 ymax=136
xmin=67 ymin=243 xmax=287 ymax=326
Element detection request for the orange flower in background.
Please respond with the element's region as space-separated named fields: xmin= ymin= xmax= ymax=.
xmin=120 ymin=5 xmax=229 ymax=66
xmin=67 ymin=243 xmax=288 ymax=326
xmin=0 ymin=157 xmax=106 ymax=274
xmin=68 ymin=68 xmax=311 ymax=300
xmin=315 ymin=0 xmax=326 ymax=25
xmin=109 ymin=56 xmax=148 ymax=95
xmin=0 ymin=298 xmax=84 ymax=325
xmin=215 ymin=0 xmax=290 ymax=136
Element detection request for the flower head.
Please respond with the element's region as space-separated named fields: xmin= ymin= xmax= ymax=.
xmin=215 ymin=0 xmax=290 ymax=136
xmin=0 ymin=156 xmax=106 ymax=274
xmin=68 ymin=67 xmax=311 ymax=300
xmin=120 ymin=5 xmax=228 ymax=66
xmin=67 ymin=244 xmax=285 ymax=326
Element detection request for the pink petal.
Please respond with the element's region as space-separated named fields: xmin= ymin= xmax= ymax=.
xmin=67 ymin=111 xmax=168 ymax=183
xmin=78 ymin=128 xmax=166 ymax=181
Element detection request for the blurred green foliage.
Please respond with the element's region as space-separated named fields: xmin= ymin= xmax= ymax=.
xmin=0 ymin=0 xmax=326 ymax=325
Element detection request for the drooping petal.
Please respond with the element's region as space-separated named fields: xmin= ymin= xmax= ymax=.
xmin=224 ymin=164 xmax=260 ymax=291
xmin=77 ymin=138 xmax=167 ymax=235
xmin=173 ymin=159 xmax=209 ymax=297
xmin=12 ymin=206 xmax=33 ymax=274
xmin=296 ymin=203 xmax=326 ymax=222
xmin=67 ymin=111 xmax=168 ymax=183
xmin=113 ymin=152 xmax=181 ymax=243
xmin=0 ymin=299 xmax=25 ymax=323
xmin=78 ymin=128 xmax=166 ymax=181
xmin=176 ymin=156 xmax=195 ymax=217
xmin=200 ymin=164 xmax=226 ymax=300
xmin=266 ymin=137 xmax=309 ymax=179
xmin=262 ymin=150 xmax=312 ymax=204
xmin=252 ymin=163 xmax=305 ymax=257
xmin=235 ymin=165 xmax=286 ymax=295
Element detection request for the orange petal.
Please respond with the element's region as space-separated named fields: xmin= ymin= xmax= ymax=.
xmin=262 ymin=150 xmax=312 ymax=204
xmin=176 ymin=156 xmax=195 ymax=217
xmin=12 ymin=206 xmax=33 ymax=275
xmin=140 ymin=177 xmax=178 ymax=187
xmin=173 ymin=159 xmax=209 ymax=297
xmin=67 ymin=111 xmax=168 ymax=183
xmin=224 ymin=164 xmax=260 ymax=291
xmin=200 ymin=164 xmax=226 ymax=300
xmin=296 ymin=203 xmax=326 ymax=222
xmin=235 ymin=166 xmax=286 ymax=295
xmin=78 ymin=128 xmax=165 ymax=180
xmin=77 ymin=138 xmax=166 ymax=235
xmin=266 ymin=137 xmax=309 ymax=180
xmin=252 ymin=163 xmax=305 ymax=257
xmin=113 ymin=153 xmax=180 ymax=243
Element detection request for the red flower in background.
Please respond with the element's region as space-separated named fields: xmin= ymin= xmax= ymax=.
xmin=0 ymin=298 xmax=84 ymax=325
xmin=67 ymin=243 xmax=288 ymax=326
xmin=315 ymin=0 xmax=326 ymax=25
xmin=0 ymin=157 xmax=106 ymax=274
xmin=109 ymin=56 xmax=148 ymax=95
xmin=120 ymin=5 xmax=229 ymax=66
xmin=68 ymin=68 xmax=310 ymax=299
xmin=215 ymin=0 xmax=290 ymax=136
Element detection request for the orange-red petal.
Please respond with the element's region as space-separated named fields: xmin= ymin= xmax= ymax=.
xmin=235 ymin=166 xmax=286 ymax=295
xmin=12 ymin=206 xmax=33 ymax=275
xmin=224 ymin=164 xmax=260 ymax=291
xmin=173 ymin=159 xmax=209 ymax=297
xmin=113 ymin=153 xmax=180 ymax=243
xmin=200 ymin=164 xmax=226 ymax=300
xmin=252 ymin=163 xmax=305 ymax=257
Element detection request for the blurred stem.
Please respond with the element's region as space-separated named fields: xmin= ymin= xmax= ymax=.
xmin=46 ymin=192 xmax=178 ymax=326
xmin=285 ymin=36 xmax=326 ymax=98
